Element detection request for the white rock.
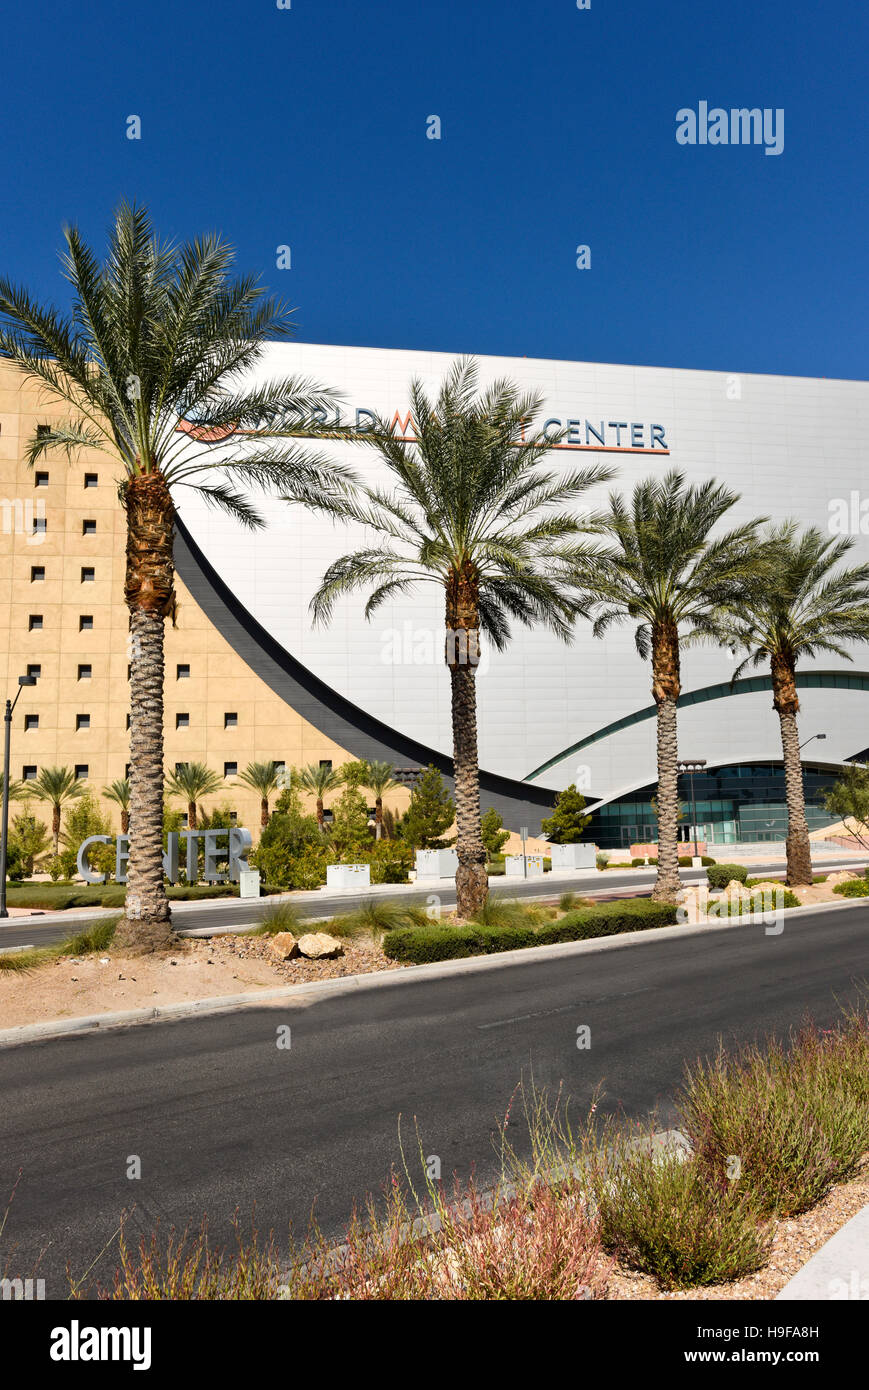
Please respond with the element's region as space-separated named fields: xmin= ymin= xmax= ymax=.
xmin=297 ymin=932 xmax=344 ymax=959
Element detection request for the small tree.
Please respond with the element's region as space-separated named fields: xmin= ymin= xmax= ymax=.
xmin=398 ymin=765 xmax=455 ymax=850
xmin=103 ymin=778 xmax=131 ymax=834
xmin=60 ymin=791 xmax=114 ymax=880
xmin=480 ymin=807 xmax=510 ymax=858
xmin=329 ymin=786 xmax=372 ymax=860
xmin=235 ymin=761 xmax=282 ymax=828
xmin=363 ymin=760 xmax=402 ymax=840
xmin=28 ymin=766 xmax=86 ymax=854
xmin=9 ymin=811 xmax=51 ymax=875
xmin=540 ymin=785 xmax=592 ymax=843
xmin=824 ymin=764 xmax=869 ymax=851
xmin=165 ymin=762 xmax=224 ymax=830
xmin=296 ymin=762 xmax=344 ymax=830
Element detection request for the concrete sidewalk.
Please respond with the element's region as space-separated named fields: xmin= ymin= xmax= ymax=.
xmin=776 ymin=1205 xmax=869 ymax=1300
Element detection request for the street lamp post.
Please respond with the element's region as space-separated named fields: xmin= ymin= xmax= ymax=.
xmin=677 ymin=759 xmax=707 ymax=862
xmin=0 ymin=674 xmax=38 ymax=919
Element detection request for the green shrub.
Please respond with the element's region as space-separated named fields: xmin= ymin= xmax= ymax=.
xmin=249 ymin=805 xmax=323 ymax=886
xmin=471 ymin=897 xmax=545 ymax=930
xmin=631 ymin=858 xmax=645 ymax=867
xmin=249 ymin=901 xmax=303 ymax=937
xmin=592 ymin=1142 xmax=770 ymax=1289
xmin=4 ymin=841 xmax=25 ymax=881
xmin=678 ymin=1014 xmax=869 ymax=1217
xmin=712 ymin=886 xmax=800 ymax=916
xmin=595 ymin=852 xmax=610 ymax=869
xmin=480 ymin=807 xmax=510 ymax=858
xmin=383 ymin=898 xmax=677 ymax=963
xmin=707 ymin=862 xmax=749 ymax=889
xmin=363 ymin=839 xmax=414 ymax=884
xmin=833 ymin=877 xmax=869 ymax=897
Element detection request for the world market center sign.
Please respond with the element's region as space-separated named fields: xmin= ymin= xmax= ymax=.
xmin=76 ymin=827 xmax=253 ymax=885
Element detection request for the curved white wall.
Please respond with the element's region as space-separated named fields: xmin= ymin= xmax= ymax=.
xmin=176 ymin=343 xmax=869 ymax=797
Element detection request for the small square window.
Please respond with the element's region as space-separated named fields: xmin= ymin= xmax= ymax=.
xmin=28 ymin=614 xmax=43 ymax=631
xmin=36 ymin=424 xmax=51 ymax=438
xmin=176 ymin=713 xmax=190 ymax=728
xmin=177 ymin=664 xmax=190 ymax=679
xmin=74 ymin=764 xmax=88 ymax=780
xmin=174 ymin=762 xmax=188 ymax=776
xmin=81 ymin=567 xmax=95 ymax=583
xmin=79 ymin=615 xmax=93 ymax=630
xmin=126 ymin=713 xmax=131 ymax=730
xmin=35 ymin=472 xmax=49 ymax=487
xmin=229 ymin=811 xmax=238 ymax=823
xmin=24 ymin=715 xmax=38 ymax=732
xmin=78 ymin=664 xmax=92 ymax=680
xmin=319 ymin=759 xmax=333 ymax=771
xmin=180 ymin=812 xmax=189 ymax=829
xmin=224 ymin=762 xmax=238 ymax=778
xmin=32 ymin=516 xmax=46 ymax=534
xmin=31 ymin=566 xmax=45 ymax=582
xmin=22 ymin=765 xmax=37 ymax=781
xmin=84 ymin=473 xmax=98 ymax=488
xmin=76 ymin=714 xmax=90 ymax=731
xmin=26 ymin=664 xmax=40 ymax=680
xmin=224 ymin=712 xmax=238 ymax=728
xmin=125 ymin=763 xmax=131 ymax=778
xmin=82 ymin=519 xmax=96 ymax=535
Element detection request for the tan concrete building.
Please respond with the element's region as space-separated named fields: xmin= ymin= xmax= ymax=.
xmin=0 ymin=362 xmax=413 ymax=840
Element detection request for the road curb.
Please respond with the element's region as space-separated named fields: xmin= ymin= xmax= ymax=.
xmin=776 ymin=1202 xmax=869 ymax=1300
xmin=0 ymin=896 xmax=861 ymax=1050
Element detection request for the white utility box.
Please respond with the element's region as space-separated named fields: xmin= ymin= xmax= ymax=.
xmin=415 ymin=849 xmax=458 ymax=879
xmin=547 ymin=843 xmax=597 ymax=870
xmin=238 ymin=868 xmax=261 ymax=899
xmin=326 ymin=863 xmax=371 ymax=889
xmin=505 ymin=854 xmax=544 ymax=877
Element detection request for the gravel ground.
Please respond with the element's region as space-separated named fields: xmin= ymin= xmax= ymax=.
xmin=0 ymin=932 xmax=404 ymax=1028
xmin=216 ymin=930 xmax=406 ymax=984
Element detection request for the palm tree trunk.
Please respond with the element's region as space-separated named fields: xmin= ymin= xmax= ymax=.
xmin=114 ymin=472 xmax=174 ymax=953
xmin=651 ymin=620 xmax=682 ymax=903
xmin=261 ymin=797 xmax=269 ymax=828
xmin=188 ymin=800 xmax=197 ymax=831
xmin=446 ymin=566 xmax=488 ymax=917
xmin=772 ymin=654 xmax=813 ymax=886
xmin=52 ymin=805 xmax=60 ymax=857
xmin=375 ymin=797 xmax=383 ymax=840
xmin=316 ymin=798 xmax=324 ymax=830
xmin=121 ymin=809 xmax=130 ymax=834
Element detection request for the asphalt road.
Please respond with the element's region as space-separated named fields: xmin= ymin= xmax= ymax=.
xmin=2 ymin=855 xmax=866 ymax=951
xmin=1 ymin=899 xmax=867 ymax=1296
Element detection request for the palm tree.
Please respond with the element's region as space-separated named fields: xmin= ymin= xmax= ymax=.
xmin=103 ymin=777 xmax=132 ymax=834
xmin=587 ymin=471 xmax=767 ymax=902
xmin=718 ymin=524 xmax=869 ymax=886
xmin=0 ymin=203 xmax=351 ymax=951
xmin=165 ymin=762 xmax=223 ymax=830
xmin=235 ymin=760 xmax=282 ymax=828
xmin=307 ymin=357 xmax=614 ymax=916
xmin=1 ymin=772 xmax=30 ymax=804
xmin=28 ymin=766 xmax=86 ymax=855
xmin=296 ymin=762 xmax=344 ymax=830
xmin=363 ymin=760 xmax=402 ymax=839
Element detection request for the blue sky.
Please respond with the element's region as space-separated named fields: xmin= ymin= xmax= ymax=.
xmin=1 ymin=0 xmax=866 ymax=378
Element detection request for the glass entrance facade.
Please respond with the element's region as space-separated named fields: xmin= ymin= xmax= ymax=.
xmin=585 ymin=762 xmax=841 ymax=849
